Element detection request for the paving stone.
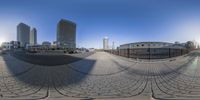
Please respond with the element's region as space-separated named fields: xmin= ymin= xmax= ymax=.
xmin=0 ymin=51 xmax=200 ymax=99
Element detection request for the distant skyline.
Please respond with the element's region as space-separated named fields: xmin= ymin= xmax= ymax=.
xmin=1 ymin=0 xmax=200 ymax=48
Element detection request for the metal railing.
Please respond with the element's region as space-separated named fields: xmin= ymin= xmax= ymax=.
xmin=105 ymin=48 xmax=189 ymax=59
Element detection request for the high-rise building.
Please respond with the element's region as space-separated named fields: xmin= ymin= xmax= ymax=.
xmin=112 ymin=42 xmax=115 ymax=49
xmin=103 ymin=37 xmax=109 ymax=50
xmin=57 ymin=19 xmax=76 ymax=49
xmin=30 ymin=28 xmax=37 ymax=45
xmin=17 ymin=23 xmax=30 ymax=47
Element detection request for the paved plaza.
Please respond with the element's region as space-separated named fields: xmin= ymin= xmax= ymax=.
xmin=0 ymin=51 xmax=200 ymax=100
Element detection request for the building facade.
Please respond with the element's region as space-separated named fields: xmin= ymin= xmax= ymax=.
xmin=119 ymin=42 xmax=174 ymax=49
xmin=42 ymin=41 xmax=51 ymax=46
xmin=57 ymin=19 xmax=76 ymax=49
xmin=116 ymin=42 xmax=188 ymax=59
xmin=1 ymin=42 xmax=11 ymax=50
xmin=30 ymin=28 xmax=37 ymax=45
xmin=17 ymin=23 xmax=30 ymax=47
xmin=1 ymin=41 xmax=20 ymax=50
xmin=103 ymin=37 xmax=109 ymax=50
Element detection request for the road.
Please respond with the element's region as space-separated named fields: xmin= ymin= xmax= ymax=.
xmin=0 ymin=51 xmax=200 ymax=100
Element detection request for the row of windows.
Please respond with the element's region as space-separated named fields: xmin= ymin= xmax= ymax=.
xmin=130 ymin=43 xmax=170 ymax=47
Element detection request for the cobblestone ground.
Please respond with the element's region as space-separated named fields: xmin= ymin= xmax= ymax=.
xmin=0 ymin=51 xmax=200 ymax=100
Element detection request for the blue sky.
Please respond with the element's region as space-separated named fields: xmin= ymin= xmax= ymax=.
xmin=0 ymin=0 xmax=200 ymax=48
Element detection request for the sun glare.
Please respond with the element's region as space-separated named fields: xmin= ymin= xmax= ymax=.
xmin=196 ymin=38 xmax=200 ymax=46
xmin=0 ymin=37 xmax=5 ymax=45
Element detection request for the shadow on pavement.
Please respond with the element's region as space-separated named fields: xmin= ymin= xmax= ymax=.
xmin=1 ymin=52 xmax=96 ymax=88
xmin=11 ymin=51 xmax=94 ymax=66
xmin=111 ymin=56 xmax=195 ymax=77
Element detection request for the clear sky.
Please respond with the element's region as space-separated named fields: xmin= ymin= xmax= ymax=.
xmin=0 ymin=0 xmax=200 ymax=48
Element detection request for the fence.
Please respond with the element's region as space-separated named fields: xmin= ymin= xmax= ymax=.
xmin=105 ymin=48 xmax=189 ymax=59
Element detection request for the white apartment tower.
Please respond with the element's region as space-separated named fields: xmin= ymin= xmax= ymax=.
xmin=30 ymin=28 xmax=37 ymax=45
xmin=103 ymin=37 xmax=109 ymax=50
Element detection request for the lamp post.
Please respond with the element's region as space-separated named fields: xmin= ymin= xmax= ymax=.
xmin=148 ymin=43 xmax=150 ymax=60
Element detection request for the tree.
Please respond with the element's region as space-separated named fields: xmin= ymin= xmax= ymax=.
xmin=185 ymin=41 xmax=195 ymax=50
